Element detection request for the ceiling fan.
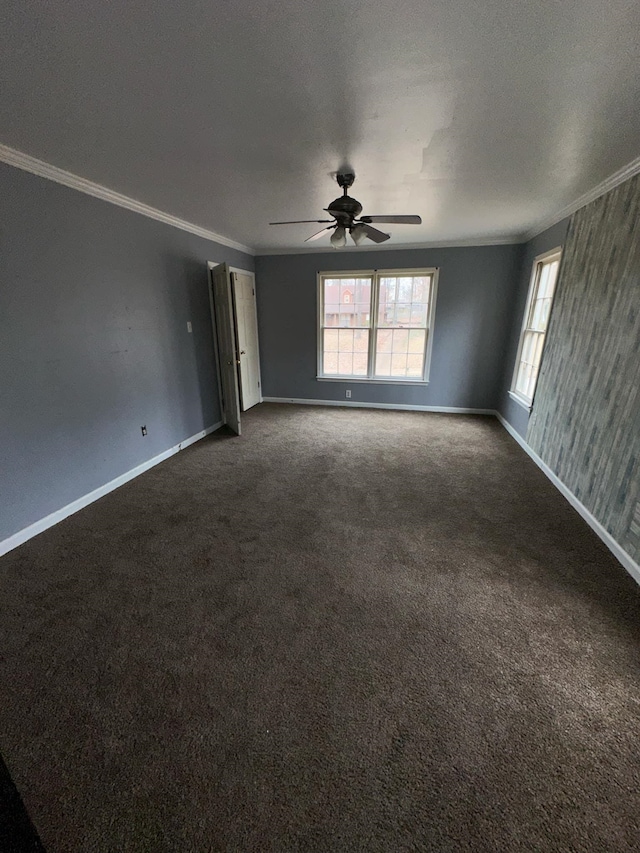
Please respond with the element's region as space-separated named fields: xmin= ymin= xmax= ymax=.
xmin=269 ymin=172 xmax=422 ymax=247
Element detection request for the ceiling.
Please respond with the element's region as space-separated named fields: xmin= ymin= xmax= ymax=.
xmin=2 ymin=0 xmax=639 ymax=252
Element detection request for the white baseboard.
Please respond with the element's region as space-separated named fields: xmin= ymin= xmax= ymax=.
xmin=262 ymin=397 xmax=496 ymax=415
xmin=0 ymin=421 xmax=223 ymax=558
xmin=496 ymin=413 xmax=640 ymax=587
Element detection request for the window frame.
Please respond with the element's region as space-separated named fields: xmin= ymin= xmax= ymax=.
xmin=316 ymin=267 xmax=439 ymax=384
xmin=509 ymin=247 xmax=562 ymax=409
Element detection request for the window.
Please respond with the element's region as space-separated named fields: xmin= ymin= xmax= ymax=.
xmin=318 ymin=269 xmax=438 ymax=382
xmin=511 ymin=248 xmax=562 ymax=406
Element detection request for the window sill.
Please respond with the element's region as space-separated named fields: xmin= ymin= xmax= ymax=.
xmin=317 ymin=376 xmax=429 ymax=386
xmin=508 ymin=391 xmax=532 ymax=411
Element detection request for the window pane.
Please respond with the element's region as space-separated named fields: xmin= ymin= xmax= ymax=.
xmin=324 ymin=352 xmax=338 ymax=374
xmin=408 ymin=329 xmax=426 ymax=353
xmin=354 ymin=279 xmax=372 ymax=305
xmin=515 ymin=362 xmax=529 ymax=397
xmin=353 ymin=331 xmax=369 ymax=352
xmin=396 ymin=277 xmax=413 ymax=301
xmin=538 ymin=260 xmax=559 ymax=298
xmin=377 ymin=274 xmax=430 ymax=328
xmin=380 ymin=278 xmax=396 ymax=303
xmin=407 ymin=354 xmax=423 ymax=376
xmin=353 ymin=353 xmax=368 ymax=375
xmin=377 ymin=329 xmax=393 ymax=353
xmin=412 ymin=277 xmax=428 ymax=301
xmin=324 ymin=329 xmax=339 ymax=352
xmin=324 ymin=306 xmax=339 ymax=326
xmin=324 ymin=278 xmax=372 ymax=329
xmin=522 ymin=330 xmax=535 ymax=363
xmin=516 ymin=328 xmax=546 ymax=401
xmin=394 ymin=304 xmax=412 ymax=325
xmin=391 ymin=353 xmax=408 ymax=375
xmin=530 ymin=299 xmax=544 ymax=331
xmin=375 ymin=329 xmax=424 ymax=379
xmin=338 ymin=328 xmax=354 ymax=351
xmin=546 ymin=261 xmax=559 ymax=295
xmin=355 ymin=303 xmax=371 ymax=325
xmin=378 ymin=301 xmax=395 ymax=327
xmin=534 ymin=333 xmax=544 ymax=365
xmin=375 ymin=353 xmax=391 ymax=376
xmin=537 ymin=263 xmax=550 ymax=300
xmin=410 ymin=304 xmax=427 ymax=325
xmin=338 ymin=352 xmax=353 ymax=374
xmin=324 ymin=328 xmax=370 ymax=376
xmin=392 ymin=329 xmax=409 ymax=352
xmin=339 ymin=281 xmax=354 ymax=302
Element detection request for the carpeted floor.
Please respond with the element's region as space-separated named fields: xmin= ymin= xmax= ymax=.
xmin=1 ymin=404 xmax=639 ymax=852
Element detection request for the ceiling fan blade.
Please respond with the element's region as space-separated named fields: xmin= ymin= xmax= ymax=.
xmin=361 ymin=223 xmax=391 ymax=243
xmin=360 ymin=215 xmax=422 ymax=225
xmin=305 ymin=226 xmax=335 ymax=242
xmin=269 ymin=219 xmax=333 ymax=225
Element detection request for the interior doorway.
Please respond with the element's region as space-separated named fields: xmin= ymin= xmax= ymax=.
xmin=208 ymin=263 xmax=262 ymax=434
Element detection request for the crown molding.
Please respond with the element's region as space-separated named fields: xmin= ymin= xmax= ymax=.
xmin=254 ymin=234 xmax=526 ymax=256
xmin=4 ymin=140 xmax=638 ymax=256
xmin=0 ymin=143 xmax=254 ymax=255
xmin=523 ymin=153 xmax=640 ymax=241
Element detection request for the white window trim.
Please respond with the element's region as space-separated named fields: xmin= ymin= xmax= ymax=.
xmin=508 ymin=390 xmax=532 ymax=411
xmin=510 ymin=247 xmax=562 ymax=407
xmin=316 ymin=268 xmax=439 ymax=384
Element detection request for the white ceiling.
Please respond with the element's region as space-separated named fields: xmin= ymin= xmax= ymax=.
xmin=2 ymin=0 xmax=639 ymax=252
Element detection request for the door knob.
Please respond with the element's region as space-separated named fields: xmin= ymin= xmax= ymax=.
xmin=240 ymin=350 xmax=246 ymax=355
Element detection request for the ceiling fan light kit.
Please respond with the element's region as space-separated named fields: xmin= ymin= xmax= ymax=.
xmin=350 ymin=223 xmax=369 ymax=246
xmin=269 ymin=172 xmax=422 ymax=248
xmin=330 ymin=225 xmax=347 ymax=248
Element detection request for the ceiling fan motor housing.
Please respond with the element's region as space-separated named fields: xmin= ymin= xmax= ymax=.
xmin=326 ymin=195 xmax=363 ymax=224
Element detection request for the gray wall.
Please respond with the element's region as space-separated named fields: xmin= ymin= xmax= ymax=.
xmin=527 ymin=175 xmax=640 ymax=562
xmin=0 ymin=162 xmax=253 ymax=542
xmin=496 ymin=218 xmax=570 ymax=436
xmin=255 ymin=245 xmax=523 ymax=409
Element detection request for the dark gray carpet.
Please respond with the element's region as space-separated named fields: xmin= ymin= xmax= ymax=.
xmin=1 ymin=404 xmax=639 ymax=852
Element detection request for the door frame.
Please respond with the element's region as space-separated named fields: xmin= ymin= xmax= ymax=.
xmin=207 ymin=262 xmax=263 ymax=415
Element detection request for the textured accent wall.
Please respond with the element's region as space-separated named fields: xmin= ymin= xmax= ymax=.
xmin=527 ymin=174 xmax=640 ymax=562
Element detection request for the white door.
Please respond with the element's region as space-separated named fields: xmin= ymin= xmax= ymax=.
xmin=232 ymin=270 xmax=262 ymax=411
xmin=211 ymin=263 xmax=241 ymax=435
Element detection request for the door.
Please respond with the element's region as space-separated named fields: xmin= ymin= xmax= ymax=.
xmin=211 ymin=263 xmax=241 ymax=435
xmin=232 ymin=270 xmax=261 ymax=411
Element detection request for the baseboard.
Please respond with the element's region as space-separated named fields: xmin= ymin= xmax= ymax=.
xmin=262 ymin=397 xmax=496 ymax=415
xmin=0 ymin=421 xmax=223 ymax=559
xmin=496 ymin=413 xmax=640 ymax=587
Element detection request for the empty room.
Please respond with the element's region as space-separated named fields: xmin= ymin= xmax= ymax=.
xmin=1 ymin=1 xmax=639 ymax=850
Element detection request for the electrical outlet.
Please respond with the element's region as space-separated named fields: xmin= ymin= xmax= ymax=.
xmin=141 ymin=425 xmax=147 ymax=436
xmin=346 ymin=390 xmax=352 ymax=398
xmin=187 ymin=321 xmax=192 ymax=333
